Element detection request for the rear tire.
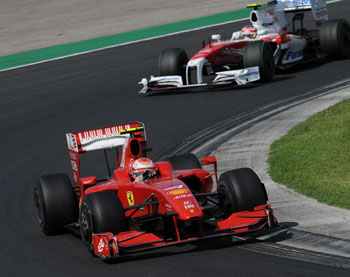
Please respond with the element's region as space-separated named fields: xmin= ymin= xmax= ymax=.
xmin=244 ymin=41 xmax=275 ymax=82
xmin=80 ymin=191 xmax=127 ymax=254
xmin=166 ymin=153 xmax=202 ymax=171
xmin=218 ymin=168 xmax=267 ymax=218
xmin=159 ymin=48 xmax=188 ymax=83
xmin=319 ymin=19 xmax=350 ymax=59
xmin=33 ymin=173 xmax=78 ymax=235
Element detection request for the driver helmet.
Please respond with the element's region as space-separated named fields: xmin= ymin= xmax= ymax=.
xmin=131 ymin=158 xmax=157 ymax=181
xmin=241 ymin=25 xmax=257 ymax=39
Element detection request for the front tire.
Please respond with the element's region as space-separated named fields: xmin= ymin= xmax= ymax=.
xmin=244 ymin=41 xmax=275 ymax=82
xmin=80 ymin=191 xmax=127 ymax=254
xmin=33 ymin=173 xmax=78 ymax=235
xmin=218 ymin=168 xmax=267 ymax=218
xmin=319 ymin=19 xmax=350 ymax=59
xmin=159 ymin=48 xmax=188 ymax=83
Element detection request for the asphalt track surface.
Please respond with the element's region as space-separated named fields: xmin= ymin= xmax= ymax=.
xmin=1 ymin=2 xmax=350 ymax=276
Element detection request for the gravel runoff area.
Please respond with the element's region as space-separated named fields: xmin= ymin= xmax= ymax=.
xmin=204 ymin=87 xmax=350 ymax=241
xmin=1 ymin=0 xmax=253 ymax=56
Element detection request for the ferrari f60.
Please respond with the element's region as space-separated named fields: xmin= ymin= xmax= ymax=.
xmin=34 ymin=122 xmax=278 ymax=259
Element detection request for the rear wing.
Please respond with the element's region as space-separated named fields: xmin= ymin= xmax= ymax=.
xmin=66 ymin=121 xmax=146 ymax=185
xmin=276 ymin=0 xmax=328 ymax=25
xmin=276 ymin=0 xmax=322 ymax=10
xmin=66 ymin=122 xmax=145 ymax=153
xmin=248 ymin=1 xmax=328 ymax=31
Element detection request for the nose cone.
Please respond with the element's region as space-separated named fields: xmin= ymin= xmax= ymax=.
xmin=163 ymin=185 xmax=203 ymax=220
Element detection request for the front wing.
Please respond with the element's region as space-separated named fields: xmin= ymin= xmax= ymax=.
xmin=138 ymin=67 xmax=259 ymax=94
xmin=92 ymin=204 xmax=277 ymax=259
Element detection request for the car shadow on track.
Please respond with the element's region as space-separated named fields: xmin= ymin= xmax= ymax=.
xmin=102 ymin=223 xmax=300 ymax=264
xmin=103 ymin=236 xmax=259 ymax=264
xmin=276 ymin=58 xmax=328 ymax=75
xmin=246 ymin=221 xmax=299 ymax=243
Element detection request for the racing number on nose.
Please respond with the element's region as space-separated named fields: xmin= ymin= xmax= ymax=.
xmin=127 ymin=191 xmax=134 ymax=206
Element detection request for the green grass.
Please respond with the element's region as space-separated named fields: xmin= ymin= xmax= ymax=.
xmin=268 ymin=99 xmax=350 ymax=209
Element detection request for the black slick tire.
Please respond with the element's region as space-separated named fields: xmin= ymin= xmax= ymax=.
xmin=159 ymin=48 xmax=188 ymax=83
xmin=218 ymin=168 xmax=267 ymax=218
xmin=319 ymin=19 xmax=350 ymax=59
xmin=244 ymin=41 xmax=275 ymax=82
xmin=79 ymin=191 xmax=127 ymax=255
xmin=33 ymin=173 xmax=78 ymax=235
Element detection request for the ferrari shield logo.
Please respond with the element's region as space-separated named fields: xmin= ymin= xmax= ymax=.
xmin=127 ymin=191 xmax=134 ymax=206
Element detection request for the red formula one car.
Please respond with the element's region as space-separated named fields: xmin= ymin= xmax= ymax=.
xmin=139 ymin=0 xmax=350 ymax=94
xmin=33 ymin=122 xmax=278 ymax=259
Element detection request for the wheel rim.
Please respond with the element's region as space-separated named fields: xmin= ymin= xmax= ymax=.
xmin=33 ymin=187 xmax=45 ymax=228
xmin=80 ymin=210 xmax=92 ymax=246
xmin=259 ymin=42 xmax=274 ymax=81
xmin=340 ymin=27 xmax=350 ymax=56
xmin=219 ymin=187 xmax=233 ymax=218
xmin=266 ymin=57 xmax=274 ymax=74
xmin=264 ymin=48 xmax=274 ymax=80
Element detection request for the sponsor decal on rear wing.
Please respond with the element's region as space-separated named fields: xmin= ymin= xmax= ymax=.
xmin=276 ymin=0 xmax=328 ymax=25
xmin=277 ymin=0 xmax=313 ymax=9
xmin=66 ymin=122 xmax=145 ymax=153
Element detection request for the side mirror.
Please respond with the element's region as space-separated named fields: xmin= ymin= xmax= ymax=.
xmin=80 ymin=176 xmax=97 ymax=186
xmin=211 ymin=34 xmax=221 ymax=41
xmin=202 ymin=156 xmax=218 ymax=185
xmin=202 ymin=156 xmax=216 ymax=165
